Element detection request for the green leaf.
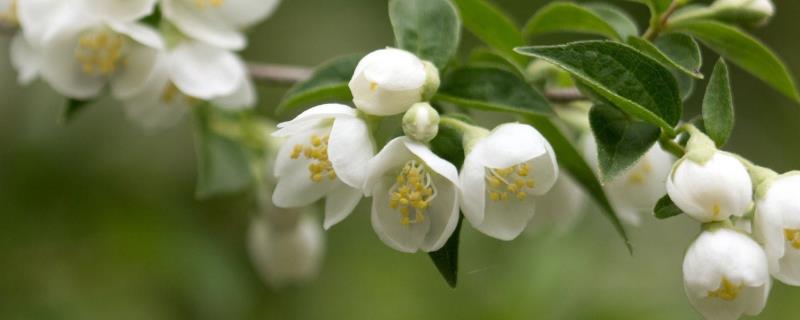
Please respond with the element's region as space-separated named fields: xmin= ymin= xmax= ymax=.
xmin=516 ymin=41 xmax=683 ymax=132
xmin=627 ymin=34 xmax=703 ymax=79
xmin=654 ymin=195 xmax=683 ymax=219
xmin=670 ymin=20 xmax=800 ymax=103
xmin=523 ymin=2 xmax=624 ymax=41
xmin=583 ymin=3 xmax=639 ymax=40
xmin=389 ymin=0 xmax=461 ymax=69
xmin=702 ymin=59 xmax=734 ymax=147
xmin=625 ymin=0 xmax=672 ymax=14
xmin=62 ymin=98 xmax=94 ymax=122
xmin=435 ymin=66 xmax=552 ymax=116
xmin=468 ymin=47 xmax=526 ymax=78
xmin=428 ymin=216 xmax=462 ymax=288
xmin=193 ymin=106 xmax=255 ymax=198
xmin=524 ymin=115 xmax=631 ymax=252
xmin=276 ymin=55 xmax=360 ymax=115
xmin=589 ymin=105 xmax=661 ymax=181
xmin=451 ymin=0 xmax=525 ymax=65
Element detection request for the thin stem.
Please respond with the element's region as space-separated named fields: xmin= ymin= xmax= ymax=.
xmin=643 ymin=0 xmax=682 ymax=40
xmin=247 ymin=63 xmax=313 ymax=86
xmin=659 ymin=134 xmax=686 ymax=158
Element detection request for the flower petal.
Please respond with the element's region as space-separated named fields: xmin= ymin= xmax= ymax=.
xmin=477 ymin=188 xmax=537 ymax=241
xmin=473 ymin=123 xmax=549 ymax=169
xmin=111 ymin=44 xmax=161 ymax=99
xmin=273 ymin=103 xmax=356 ymax=138
xmin=370 ymin=177 xmax=430 ymax=253
xmin=272 ymin=128 xmax=339 ymax=208
xmin=403 ymin=138 xmax=459 ymax=185
xmin=18 ymin=0 xmax=89 ymax=46
xmin=323 ymin=185 xmax=362 ymax=230
xmin=161 ymin=0 xmax=246 ymax=50
xmin=364 ymin=137 xmax=414 ymax=196
xmin=81 ymin=0 xmax=156 ymax=22
xmin=120 ymin=62 xmax=188 ymax=130
xmin=459 ymin=152 xmax=487 ymax=226
xmin=421 ymin=174 xmax=460 ymax=251
xmin=108 ymin=21 xmax=164 ymax=49
xmin=218 ymin=0 xmax=281 ymax=29
xmin=10 ymin=34 xmax=41 ymax=85
xmin=213 ymin=76 xmax=256 ymax=110
xmin=167 ymin=41 xmax=245 ymax=99
xmin=39 ymin=31 xmax=105 ymax=99
xmin=328 ymin=116 xmax=374 ymax=188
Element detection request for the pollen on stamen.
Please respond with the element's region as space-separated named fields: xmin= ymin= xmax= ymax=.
xmin=485 ymin=163 xmax=536 ymax=202
xmin=707 ymin=277 xmax=741 ymax=301
xmin=74 ymin=30 xmax=127 ymax=76
xmin=784 ymin=229 xmax=800 ymax=249
xmin=290 ymin=134 xmax=336 ymax=183
xmin=389 ymin=160 xmax=436 ymax=226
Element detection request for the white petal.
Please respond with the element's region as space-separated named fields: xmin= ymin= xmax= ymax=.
xmin=328 ymin=116 xmax=374 ymax=188
xmin=111 ymin=44 xmax=160 ymax=99
xmin=686 ymin=283 xmax=769 ymax=320
xmin=161 ymin=0 xmax=246 ymax=50
xmin=683 ymin=229 xmax=769 ymax=295
xmin=10 ymin=34 xmax=41 ymax=85
xmin=403 ymin=138 xmax=459 ymax=185
xmin=39 ymin=30 xmax=105 ymax=99
xmin=364 ymin=137 xmax=415 ymax=196
xmin=218 ymin=0 xmax=281 ymax=28
xmin=421 ymin=174 xmax=460 ymax=251
xmin=272 ymin=128 xmax=338 ymax=208
xmin=81 ymin=0 xmax=156 ymax=22
xmin=167 ymin=41 xmax=245 ymax=99
xmin=370 ymin=177 xmax=430 ymax=253
xmin=477 ymin=190 xmax=537 ymax=241
xmin=120 ymin=63 xmax=188 ymax=130
xmin=107 ymin=21 xmax=164 ymax=49
xmin=323 ymin=186 xmax=362 ymax=230
xmin=527 ymin=148 xmax=559 ymax=196
xmin=18 ymin=0 xmax=88 ymax=46
xmin=349 ymin=48 xmax=426 ymax=116
xmin=248 ymin=213 xmax=324 ymax=287
xmin=459 ymin=153 xmax=487 ymax=226
xmin=528 ymin=173 xmax=586 ymax=235
xmin=473 ymin=123 xmax=549 ymax=169
xmin=272 ymin=103 xmax=356 ymax=138
xmin=213 ymin=76 xmax=256 ymax=110
xmin=774 ymin=245 xmax=800 ymax=286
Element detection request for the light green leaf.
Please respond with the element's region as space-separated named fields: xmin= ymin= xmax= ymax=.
xmin=625 ymin=0 xmax=672 ymax=14
xmin=523 ymin=2 xmax=632 ymax=41
xmin=524 ymin=115 xmax=631 ymax=252
xmin=276 ymin=55 xmax=359 ymax=115
xmin=193 ymin=106 xmax=255 ymax=198
xmin=583 ymin=3 xmax=640 ymax=40
xmin=702 ymin=59 xmax=734 ymax=147
xmin=670 ymin=19 xmax=800 ymax=103
xmin=654 ymin=195 xmax=683 ymax=219
xmin=468 ymin=47 xmax=526 ymax=78
xmin=516 ymin=41 xmax=683 ymax=132
xmin=451 ymin=0 xmax=525 ymax=65
xmin=435 ymin=66 xmax=552 ymax=116
xmin=389 ymin=0 xmax=461 ymax=69
xmin=590 ymin=104 xmax=661 ymax=181
xmin=628 ymin=34 xmax=703 ymax=79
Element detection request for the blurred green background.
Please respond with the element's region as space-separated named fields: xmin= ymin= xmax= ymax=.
xmin=1 ymin=0 xmax=799 ymax=319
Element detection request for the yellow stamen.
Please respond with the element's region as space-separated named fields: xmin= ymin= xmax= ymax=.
xmin=389 ymin=160 xmax=436 ymax=226
xmin=784 ymin=229 xmax=800 ymax=249
xmin=627 ymin=159 xmax=653 ymax=185
xmin=194 ymin=0 xmax=225 ymax=9
xmin=485 ymin=163 xmax=536 ymax=202
xmin=74 ymin=30 xmax=127 ymax=76
xmin=712 ymin=203 xmax=721 ymax=219
xmin=707 ymin=277 xmax=741 ymax=301
xmin=290 ymin=134 xmax=336 ymax=183
xmin=369 ymin=82 xmax=378 ymax=91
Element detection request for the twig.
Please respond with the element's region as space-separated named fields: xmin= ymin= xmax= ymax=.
xmin=643 ymin=0 xmax=682 ymax=40
xmin=247 ymin=63 xmax=313 ymax=86
xmin=544 ymin=87 xmax=584 ymax=103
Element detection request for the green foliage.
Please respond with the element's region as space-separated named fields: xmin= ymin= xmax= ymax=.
xmin=524 ymin=2 xmax=637 ymax=41
xmin=436 ymin=66 xmax=552 ymax=116
xmin=670 ymin=20 xmax=800 ymax=103
xmin=451 ymin=0 xmax=525 ymax=65
xmin=654 ymin=195 xmax=683 ymax=219
xmin=628 ymin=34 xmax=703 ymax=79
xmin=702 ymin=59 xmax=734 ymax=147
xmin=276 ymin=55 xmax=360 ymax=115
xmin=626 ymin=0 xmax=673 ymax=14
xmin=62 ymin=98 xmax=94 ymax=122
xmin=468 ymin=47 xmax=526 ymax=78
xmin=389 ymin=0 xmax=461 ymax=69
xmin=428 ymin=216 xmax=463 ymax=288
xmin=516 ymin=41 xmax=683 ymax=132
xmin=590 ymin=105 xmax=661 ymax=181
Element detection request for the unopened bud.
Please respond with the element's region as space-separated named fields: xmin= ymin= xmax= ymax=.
xmin=402 ymin=102 xmax=440 ymax=143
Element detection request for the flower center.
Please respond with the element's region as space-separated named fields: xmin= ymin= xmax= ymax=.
xmin=160 ymin=83 xmax=199 ymax=107
xmin=485 ymin=163 xmax=535 ymax=202
xmin=784 ymin=229 xmax=800 ymax=249
xmin=74 ymin=30 xmax=127 ymax=76
xmin=194 ymin=0 xmax=224 ymax=9
xmin=0 ymin=0 xmax=18 ymax=25
xmin=290 ymin=134 xmax=336 ymax=183
xmin=389 ymin=160 xmax=436 ymax=226
xmin=707 ymin=277 xmax=741 ymax=301
xmin=627 ymin=159 xmax=652 ymax=184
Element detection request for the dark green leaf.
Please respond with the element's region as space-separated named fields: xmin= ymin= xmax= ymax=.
xmin=702 ymin=59 xmax=734 ymax=147
xmin=583 ymin=3 xmax=639 ymax=40
xmin=516 ymin=41 xmax=683 ymax=132
xmin=428 ymin=216 xmax=462 ymax=288
xmin=193 ymin=106 xmax=254 ymax=198
xmin=62 ymin=98 xmax=94 ymax=122
xmin=389 ymin=0 xmax=461 ymax=68
xmin=435 ymin=66 xmax=552 ymax=116
xmin=590 ymin=105 xmax=661 ymax=181
xmin=654 ymin=195 xmax=683 ymax=219
xmin=625 ymin=0 xmax=672 ymax=14
xmin=524 ymin=115 xmax=631 ymax=252
xmin=627 ymin=34 xmax=703 ymax=79
xmin=468 ymin=47 xmax=526 ymax=78
xmin=277 ymin=55 xmax=360 ymax=115
xmin=523 ymin=2 xmax=629 ymax=41
xmin=674 ymin=69 xmax=696 ymax=101
xmin=671 ymin=20 xmax=800 ymax=103
xmin=451 ymin=0 xmax=525 ymax=65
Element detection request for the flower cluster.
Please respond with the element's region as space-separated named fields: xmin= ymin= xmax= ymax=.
xmin=665 ymin=127 xmax=800 ymax=319
xmin=5 ymin=0 xmax=279 ymax=129
xmin=271 ymin=48 xmax=560 ymax=252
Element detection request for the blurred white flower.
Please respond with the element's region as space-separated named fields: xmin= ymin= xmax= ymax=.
xmin=248 ymin=209 xmax=324 ymax=288
xmin=581 ymin=134 xmax=674 ymax=225
xmin=667 ymin=151 xmax=753 ymax=223
xmin=527 ymin=173 xmax=586 ymax=235
xmin=161 ymin=0 xmax=281 ymax=50
xmin=754 ymin=172 xmax=800 ymax=286
xmin=9 ymin=34 xmax=40 ymax=85
xmin=271 ymin=104 xmax=374 ymax=229
xmin=460 ymin=123 xmax=558 ymax=240
xmin=364 ymin=137 xmax=459 ymax=253
xmin=349 ymin=48 xmax=429 ymax=116
xmin=683 ymin=228 xmax=770 ymax=320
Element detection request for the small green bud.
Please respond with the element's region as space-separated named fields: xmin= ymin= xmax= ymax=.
xmin=402 ymin=102 xmax=440 ymax=143
xmin=421 ymin=61 xmax=440 ymax=101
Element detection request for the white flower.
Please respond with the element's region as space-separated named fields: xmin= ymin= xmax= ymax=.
xmin=527 ymin=173 xmax=586 ymax=235
xmin=161 ymin=0 xmax=281 ymax=50
xmin=271 ymin=104 xmax=375 ymax=229
xmin=364 ymin=137 xmax=460 ymax=253
xmin=349 ymin=48 xmax=429 ymax=116
xmin=683 ymin=228 xmax=770 ymax=320
xmin=713 ymin=0 xmax=774 ymax=16
xmin=754 ymin=172 xmax=800 ymax=286
xmin=248 ymin=210 xmax=324 ymax=288
xmin=9 ymin=34 xmax=41 ymax=85
xmin=460 ymin=123 xmax=558 ymax=240
xmin=667 ymin=151 xmax=753 ymax=223
xmin=120 ymin=40 xmax=254 ymax=129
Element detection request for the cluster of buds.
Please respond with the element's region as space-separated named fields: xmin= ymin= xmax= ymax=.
xmin=4 ymin=0 xmax=280 ymax=129
xmin=271 ymin=48 xmax=561 ymax=252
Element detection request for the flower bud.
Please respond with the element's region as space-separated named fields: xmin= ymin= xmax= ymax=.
xmin=248 ymin=212 xmax=325 ymax=288
xmin=349 ymin=48 xmax=428 ymax=116
xmin=402 ymin=102 xmax=440 ymax=143
xmin=712 ymin=0 xmax=775 ymax=26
